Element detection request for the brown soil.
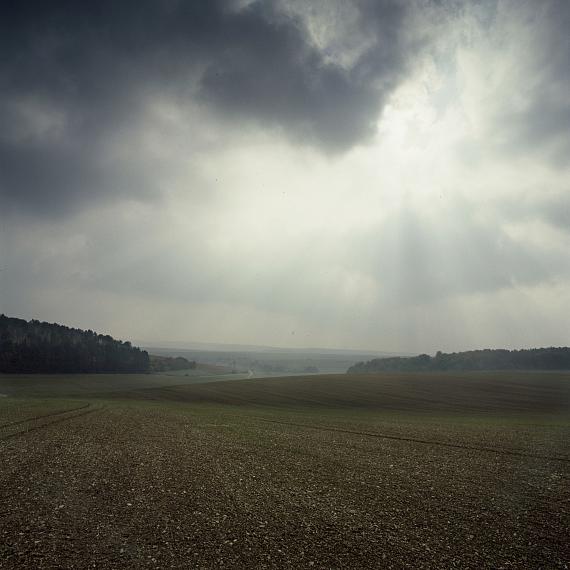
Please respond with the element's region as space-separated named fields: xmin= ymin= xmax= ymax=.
xmin=0 ymin=372 xmax=569 ymax=568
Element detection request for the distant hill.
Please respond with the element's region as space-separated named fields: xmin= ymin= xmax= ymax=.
xmin=144 ymin=344 xmax=406 ymax=375
xmin=149 ymin=354 xmax=196 ymax=373
xmin=347 ymin=347 xmax=570 ymax=374
xmin=0 ymin=315 xmax=149 ymax=373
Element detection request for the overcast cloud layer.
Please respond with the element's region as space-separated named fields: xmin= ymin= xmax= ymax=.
xmin=1 ymin=0 xmax=569 ymax=353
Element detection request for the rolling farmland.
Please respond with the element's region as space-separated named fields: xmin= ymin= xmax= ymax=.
xmin=1 ymin=371 xmax=569 ymax=568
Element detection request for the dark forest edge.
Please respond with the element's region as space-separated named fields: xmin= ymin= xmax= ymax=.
xmin=347 ymin=347 xmax=570 ymax=374
xmin=0 ymin=315 xmax=193 ymax=374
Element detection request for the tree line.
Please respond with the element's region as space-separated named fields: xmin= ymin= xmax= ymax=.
xmin=149 ymin=354 xmax=196 ymax=373
xmin=347 ymin=347 xmax=570 ymax=374
xmin=0 ymin=315 xmax=150 ymax=373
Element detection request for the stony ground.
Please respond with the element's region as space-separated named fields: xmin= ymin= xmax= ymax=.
xmin=1 ymin=396 xmax=568 ymax=569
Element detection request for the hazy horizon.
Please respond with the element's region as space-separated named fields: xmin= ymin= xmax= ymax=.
xmin=1 ymin=1 xmax=569 ymax=354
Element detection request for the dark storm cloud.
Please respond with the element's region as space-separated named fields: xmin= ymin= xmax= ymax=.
xmin=200 ymin=0 xmax=412 ymax=149
xmin=0 ymin=0 xmax=417 ymax=216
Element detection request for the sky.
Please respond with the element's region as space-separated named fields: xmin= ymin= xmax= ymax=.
xmin=1 ymin=0 xmax=569 ymax=353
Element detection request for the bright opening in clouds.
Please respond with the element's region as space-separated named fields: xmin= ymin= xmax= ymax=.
xmin=1 ymin=0 xmax=568 ymax=353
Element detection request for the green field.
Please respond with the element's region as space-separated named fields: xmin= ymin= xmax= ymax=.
xmin=1 ymin=371 xmax=569 ymax=568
